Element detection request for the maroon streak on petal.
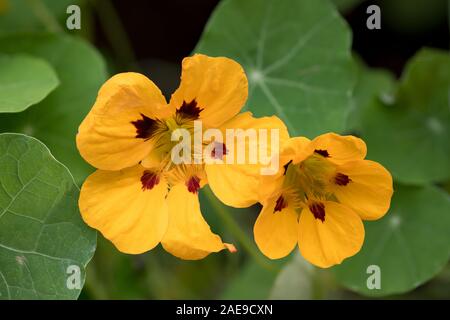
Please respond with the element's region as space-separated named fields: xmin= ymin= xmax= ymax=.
xmin=176 ymin=99 xmax=203 ymax=121
xmin=334 ymin=172 xmax=351 ymax=186
xmin=131 ymin=114 xmax=160 ymax=140
xmin=141 ymin=170 xmax=160 ymax=191
xmin=309 ymin=201 xmax=325 ymax=222
xmin=186 ymin=175 xmax=201 ymax=194
xmin=283 ymin=160 xmax=292 ymax=175
xmin=314 ymin=149 xmax=330 ymax=157
xmin=274 ymin=195 xmax=288 ymax=213
xmin=211 ymin=142 xmax=227 ymax=160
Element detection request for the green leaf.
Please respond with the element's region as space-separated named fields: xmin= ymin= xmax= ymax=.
xmin=0 ymin=0 xmax=82 ymax=34
xmin=195 ymin=0 xmax=355 ymax=137
xmin=269 ymin=252 xmax=314 ymax=299
xmin=333 ymin=184 xmax=450 ymax=297
xmin=0 ymin=34 xmax=107 ymax=183
xmin=359 ymin=49 xmax=449 ymax=184
xmin=0 ymin=133 xmax=96 ymax=299
xmin=397 ymin=48 xmax=449 ymax=112
xmin=346 ymin=57 xmax=396 ymax=132
xmin=0 ymin=54 xmax=59 ymax=113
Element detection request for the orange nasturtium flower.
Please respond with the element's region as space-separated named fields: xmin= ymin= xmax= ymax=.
xmin=258 ymin=133 xmax=393 ymax=267
xmin=76 ymin=54 xmax=288 ymax=259
xmin=213 ymin=133 xmax=393 ymax=268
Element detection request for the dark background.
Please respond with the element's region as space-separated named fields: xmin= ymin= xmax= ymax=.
xmin=92 ymin=0 xmax=449 ymax=87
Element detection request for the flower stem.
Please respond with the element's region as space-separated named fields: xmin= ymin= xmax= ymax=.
xmin=204 ymin=186 xmax=273 ymax=271
xmin=83 ymin=261 xmax=109 ymax=300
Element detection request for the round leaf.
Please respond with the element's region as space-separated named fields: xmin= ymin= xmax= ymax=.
xmin=0 ymin=54 xmax=59 ymax=113
xmin=0 ymin=34 xmax=107 ymax=183
xmin=333 ymin=184 xmax=450 ymax=296
xmin=0 ymin=133 xmax=96 ymax=299
xmin=0 ymin=0 xmax=82 ymax=34
xmin=346 ymin=58 xmax=396 ymax=132
xmin=195 ymin=0 xmax=355 ymax=137
xmin=359 ymin=49 xmax=449 ymax=184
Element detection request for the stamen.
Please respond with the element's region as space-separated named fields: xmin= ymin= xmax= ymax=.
xmin=309 ymin=201 xmax=325 ymax=222
xmin=131 ymin=114 xmax=161 ymax=140
xmin=186 ymin=175 xmax=201 ymax=194
xmin=141 ymin=170 xmax=160 ymax=191
xmin=314 ymin=149 xmax=329 ymax=157
xmin=274 ymin=195 xmax=288 ymax=213
xmin=334 ymin=173 xmax=351 ymax=186
xmin=211 ymin=142 xmax=227 ymax=160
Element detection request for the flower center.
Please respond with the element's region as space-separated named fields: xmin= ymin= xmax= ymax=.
xmin=274 ymin=153 xmax=344 ymax=221
xmin=284 ymin=153 xmax=336 ymax=203
xmin=131 ymin=100 xmax=202 ymax=168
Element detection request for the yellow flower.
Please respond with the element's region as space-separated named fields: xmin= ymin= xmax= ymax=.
xmin=76 ymin=54 xmax=288 ymax=259
xmin=251 ymin=133 xmax=393 ymax=268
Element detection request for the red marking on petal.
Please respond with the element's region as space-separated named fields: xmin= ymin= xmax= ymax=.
xmin=131 ymin=114 xmax=160 ymax=140
xmin=186 ymin=175 xmax=201 ymax=194
xmin=309 ymin=202 xmax=325 ymax=222
xmin=176 ymin=99 xmax=203 ymax=121
xmin=283 ymin=160 xmax=292 ymax=175
xmin=274 ymin=195 xmax=288 ymax=213
xmin=314 ymin=149 xmax=330 ymax=157
xmin=141 ymin=170 xmax=160 ymax=191
xmin=211 ymin=142 xmax=227 ymax=160
xmin=334 ymin=172 xmax=351 ymax=186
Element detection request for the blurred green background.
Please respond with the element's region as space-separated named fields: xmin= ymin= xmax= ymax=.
xmin=0 ymin=0 xmax=448 ymax=300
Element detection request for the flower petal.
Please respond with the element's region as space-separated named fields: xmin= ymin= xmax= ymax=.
xmin=254 ymin=199 xmax=299 ymax=259
xmin=79 ymin=165 xmax=168 ymax=254
xmin=280 ymin=136 xmax=312 ymax=164
xmin=169 ymin=54 xmax=248 ymax=128
xmin=298 ymin=201 xmax=364 ymax=268
xmin=309 ymin=133 xmax=367 ymax=164
xmin=256 ymin=137 xmax=310 ymax=202
xmin=77 ymin=72 xmax=169 ymax=170
xmin=332 ymin=160 xmax=393 ymax=220
xmin=162 ymin=184 xmax=233 ymax=260
xmin=206 ymin=112 xmax=289 ymax=207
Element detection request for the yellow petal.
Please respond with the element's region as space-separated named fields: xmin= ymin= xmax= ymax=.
xmin=206 ymin=112 xmax=289 ymax=208
xmin=169 ymin=54 xmax=248 ymax=128
xmin=309 ymin=133 xmax=367 ymax=164
xmin=76 ymin=72 xmax=169 ymax=170
xmin=79 ymin=165 xmax=168 ymax=254
xmin=162 ymin=184 xmax=233 ymax=260
xmin=298 ymin=201 xmax=364 ymax=268
xmin=280 ymin=136 xmax=312 ymax=164
xmin=254 ymin=198 xmax=299 ymax=259
xmin=206 ymin=164 xmax=260 ymax=208
xmin=141 ymin=149 xmax=164 ymax=169
xmin=332 ymin=160 xmax=393 ymax=220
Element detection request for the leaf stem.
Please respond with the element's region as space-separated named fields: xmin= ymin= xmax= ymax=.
xmin=92 ymin=0 xmax=139 ymax=70
xmin=26 ymin=0 xmax=63 ymax=33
